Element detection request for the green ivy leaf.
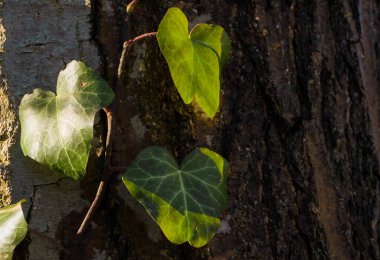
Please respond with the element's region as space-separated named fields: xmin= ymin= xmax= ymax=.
xmin=0 ymin=200 xmax=28 ymax=259
xmin=122 ymin=146 xmax=228 ymax=247
xmin=19 ymin=60 xmax=114 ymax=180
xmin=157 ymin=7 xmax=231 ymax=118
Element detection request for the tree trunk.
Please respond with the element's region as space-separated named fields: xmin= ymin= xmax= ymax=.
xmin=0 ymin=0 xmax=379 ymax=259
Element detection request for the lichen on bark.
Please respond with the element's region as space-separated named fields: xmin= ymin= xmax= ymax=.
xmin=0 ymin=17 xmax=14 ymax=208
xmin=0 ymin=88 xmax=16 ymax=165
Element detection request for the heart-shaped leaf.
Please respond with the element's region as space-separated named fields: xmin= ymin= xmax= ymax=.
xmin=122 ymin=146 xmax=228 ymax=247
xmin=19 ymin=60 xmax=114 ymax=180
xmin=0 ymin=200 xmax=28 ymax=259
xmin=157 ymin=7 xmax=231 ymax=118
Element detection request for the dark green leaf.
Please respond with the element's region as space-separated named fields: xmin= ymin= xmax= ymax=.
xmin=0 ymin=200 xmax=28 ymax=259
xmin=19 ymin=60 xmax=114 ymax=180
xmin=122 ymin=146 xmax=228 ymax=247
xmin=157 ymin=7 xmax=231 ymax=118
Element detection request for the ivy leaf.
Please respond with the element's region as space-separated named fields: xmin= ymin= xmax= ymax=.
xmin=0 ymin=200 xmax=28 ymax=259
xmin=19 ymin=60 xmax=114 ymax=180
xmin=157 ymin=7 xmax=231 ymax=118
xmin=122 ymin=146 xmax=228 ymax=247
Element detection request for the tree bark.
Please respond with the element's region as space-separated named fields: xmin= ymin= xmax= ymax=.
xmin=1 ymin=0 xmax=379 ymax=259
xmin=107 ymin=0 xmax=380 ymax=259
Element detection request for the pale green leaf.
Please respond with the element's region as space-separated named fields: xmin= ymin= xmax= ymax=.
xmin=122 ymin=146 xmax=228 ymax=247
xmin=19 ymin=60 xmax=114 ymax=180
xmin=157 ymin=7 xmax=231 ymax=118
xmin=190 ymin=24 xmax=231 ymax=68
xmin=0 ymin=200 xmax=28 ymax=259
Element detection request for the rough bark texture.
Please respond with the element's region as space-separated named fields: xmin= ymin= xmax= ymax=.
xmin=0 ymin=1 xmax=102 ymax=259
xmin=0 ymin=0 xmax=379 ymax=259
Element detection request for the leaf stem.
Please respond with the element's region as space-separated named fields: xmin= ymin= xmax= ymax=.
xmin=123 ymin=32 xmax=157 ymax=47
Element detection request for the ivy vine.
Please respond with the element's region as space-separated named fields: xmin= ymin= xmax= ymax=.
xmin=0 ymin=7 xmax=231 ymax=254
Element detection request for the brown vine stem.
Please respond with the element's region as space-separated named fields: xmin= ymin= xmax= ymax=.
xmin=123 ymin=32 xmax=157 ymax=47
xmin=29 ymin=227 xmax=69 ymax=255
xmin=76 ymin=107 xmax=113 ymax=237
xmin=76 ymin=31 xmax=157 ymax=237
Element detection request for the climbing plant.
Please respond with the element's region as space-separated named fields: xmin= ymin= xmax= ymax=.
xmin=122 ymin=146 xmax=228 ymax=247
xmin=0 ymin=200 xmax=27 ymax=259
xmin=157 ymin=7 xmax=231 ymax=117
xmin=19 ymin=61 xmax=114 ymax=180
xmin=2 ymin=7 xmax=231 ymax=251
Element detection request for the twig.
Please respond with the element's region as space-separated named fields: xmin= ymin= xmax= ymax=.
xmin=76 ymin=31 xmax=156 ymax=237
xmin=29 ymin=227 xmax=69 ymax=255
